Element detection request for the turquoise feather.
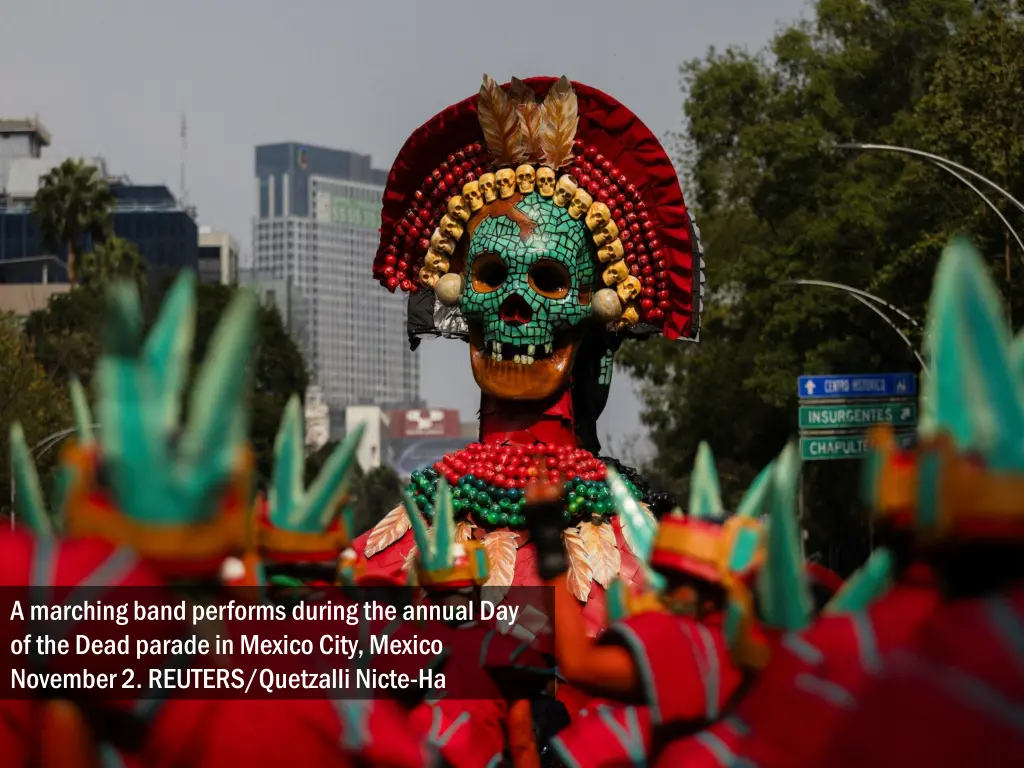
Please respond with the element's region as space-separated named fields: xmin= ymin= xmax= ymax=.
xmin=268 ymin=395 xmax=365 ymax=534
xmin=688 ymin=442 xmax=725 ymax=520
xmin=824 ymin=548 xmax=894 ymax=614
xmin=756 ymin=442 xmax=812 ymax=631
xmin=735 ymin=461 xmax=774 ymax=519
xmin=10 ymin=423 xmax=52 ymax=537
xmin=606 ymin=467 xmax=665 ymax=592
xmin=403 ymin=479 xmax=459 ymax=572
xmin=141 ymin=271 xmax=195 ymax=434
xmin=920 ymin=237 xmax=1024 ymax=471
xmin=68 ymin=377 xmax=94 ymax=446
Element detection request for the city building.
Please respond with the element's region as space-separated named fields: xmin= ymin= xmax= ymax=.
xmin=0 ymin=117 xmax=197 ymax=285
xmin=252 ymin=142 xmax=419 ymax=423
xmin=238 ymin=266 xmax=312 ymax=368
xmin=0 ymin=282 xmax=68 ymax=319
xmin=198 ymin=227 xmax=239 ymax=285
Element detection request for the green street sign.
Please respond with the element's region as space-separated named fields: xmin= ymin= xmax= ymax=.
xmin=798 ymin=402 xmax=917 ymax=431
xmin=800 ymin=432 xmax=915 ymax=461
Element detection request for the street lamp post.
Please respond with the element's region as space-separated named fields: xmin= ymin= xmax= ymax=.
xmin=783 ymin=279 xmax=928 ymax=375
xmin=9 ymin=424 xmax=99 ymax=530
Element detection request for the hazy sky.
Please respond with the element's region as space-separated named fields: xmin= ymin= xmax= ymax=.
xmin=1 ymin=0 xmax=809 ymax=458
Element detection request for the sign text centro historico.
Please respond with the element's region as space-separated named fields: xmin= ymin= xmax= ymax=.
xmin=797 ymin=373 xmax=916 ymax=400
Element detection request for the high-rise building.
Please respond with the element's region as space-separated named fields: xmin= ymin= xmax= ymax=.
xmin=252 ymin=142 xmax=419 ymax=419
xmin=198 ymin=227 xmax=239 ymax=285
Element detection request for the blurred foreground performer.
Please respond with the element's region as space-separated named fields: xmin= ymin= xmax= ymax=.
xmin=403 ymin=480 xmax=552 ymax=768
xmin=537 ymin=441 xmax=823 ymax=766
xmin=656 ymin=237 xmax=1024 ymax=767
xmin=352 ymin=74 xmax=705 ymax=658
xmin=0 ymin=274 xmax=428 ymax=768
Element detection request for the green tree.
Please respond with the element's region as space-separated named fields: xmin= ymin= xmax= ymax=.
xmin=0 ymin=313 xmax=71 ymax=516
xmin=79 ymin=236 xmax=148 ymax=294
xmin=33 ymin=159 xmax=114 ymax=285
xmin=620 ymin=0 xmax=1024 ymax=573
xmin=23 ymin=287 xmax=107 ymax=389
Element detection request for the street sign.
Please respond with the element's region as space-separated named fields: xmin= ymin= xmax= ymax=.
xmin=798 ymin=373 xmax=916 ymax=400
xmin=799 ymin=402 xmax=917 ymax=431
xmin=800 ymin=432 xmax=915 ymax=461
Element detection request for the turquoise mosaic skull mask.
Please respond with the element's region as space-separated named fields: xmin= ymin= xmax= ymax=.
xmin=460 ymin=192 xmax=597 ymax=400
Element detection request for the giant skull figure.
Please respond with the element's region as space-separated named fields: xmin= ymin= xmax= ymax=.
xmin=460 ymin=194 xmax=595 ymax=400
xmin=365 ymin=74 xmax=703 ymax=643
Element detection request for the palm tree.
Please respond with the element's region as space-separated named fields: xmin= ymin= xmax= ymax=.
xmin=78 ymin=236 xmax=148 ymax=293
xmin=33 ymin=159 xmax=114 ymax=285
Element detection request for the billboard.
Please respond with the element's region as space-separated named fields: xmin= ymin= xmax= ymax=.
xmin=391 ymin=437 xmax=473 ymax=480
xmin=389 ymin=409 xmax=461 ymax=439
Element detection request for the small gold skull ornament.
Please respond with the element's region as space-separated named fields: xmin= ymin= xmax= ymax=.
xmin=495 ymin=168 xmax=516 ymax=199
xmin=462 ymin=181 xmax=484 ymax=211
xmin=479 ymin=173 xmax=497 ymax=203
xmin=419 ymin=268 xmax=441 ymax=289
xmin=617 ymin=305 xmax=640 ymax=329
xmin=616 ymin=275 xmax=642 ymax=302
xmin=568 ymin=188 xmax=594 ymax=220
xmin=593 ymin=221 xmax=620 ymax=247
xmin=597 ymin=239 xmax=625 ymax=264
xmin=424 ymin=251 xmax=451 ymax=274
xmin=602 ymin=260 xmax=629 ymax=286
xmin=585 ymin=202 xmax=612 ymax=232
xmin=430 ymin=229 xmax=455 ymax=256
xmin=515 ymin=165 xmax=536 ymax=194
xmin=447 ymin=195 xmax=471 ymax=222
xmin=536 ymin=167 xmax=556 ymax=197
xmin=553 ymin=175 xmax=578 ymax=207
xmin=440 ymin=214 xmax=464 ymax=241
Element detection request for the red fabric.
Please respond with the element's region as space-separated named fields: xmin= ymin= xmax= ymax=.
xmin=480 ymin=391 xmax=578 ymax=447
xmin=600 ymin=611 xmax=744 ymax=727
xmin=374 ymin=77 xmax=696 ymax=340
xmin=552 ymin=703 xmax=654 ymax=767
xmin=410 ymin=699 xmax=508 ymax=768
xmin=656 ymin=580 xmax=944 ymax=767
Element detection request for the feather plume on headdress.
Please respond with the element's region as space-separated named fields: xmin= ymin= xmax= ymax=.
xmin=539 ymin=76 xmax=578 ymax=171
xmin=478 ymin=74 xmax=525 ymax=168
xmin=510 ymin=78 xmax=543 ymax=164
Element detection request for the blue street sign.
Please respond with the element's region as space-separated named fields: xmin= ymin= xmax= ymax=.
xmin=797 ymin=373 xmax=916 ymax=400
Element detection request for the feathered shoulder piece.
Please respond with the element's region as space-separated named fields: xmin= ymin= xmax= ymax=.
xmin=478 ymin=74 xmax=578 ymax=170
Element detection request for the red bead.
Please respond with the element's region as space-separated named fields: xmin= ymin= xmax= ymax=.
xmin=647 ymin=239 xmax=660 ymax=250
xmin=652 ymin=249 xmax=664 ymax=261
xmin=385 ymin=254 xmax=397 ymax=266
xmin=594 ymin=154 xmax=605 ymax=166
xmin=405 ymin=208 xmax=417 ymax=221
xmin=413 ymin=190 xmax=425 ymax=202
xmin=623 ymin=201 xmax=634 ymax=213
xmin=625 ymin=253 xmax=637 ymax=265
xmin=573 ymin=138 xmax=585 ymax=150
xmin=638 ymin=209 xmax=649 ymax=221
xmin=655 ymin=270 xmax=667 ymax=280
xmin=575 ymin=174 xmax=591 ymax=188
xmin=383 ymin=265 xmax=395 ymax=277
xmin=407 ymin=226 xmax=419 ymax=240
xmin=452 ymin=166 xmax=464 ymax=179
xmin=601 ymin=160 xmax=613 ymax=173
xmin=587 ymin=181 xmax=600 ymax=196
xmin=432 ymin=170 xmax=443 ymax=182
xmin=423 ymin=177 xmax=434 ymax=189
xmin=656 ymin=290 xmax=670 ymax=301
xmin=418 ymin=209 xmax=431 ymax=222
xmin=400 ymin=279 xmax=412 ymax=291
xmin=636 ymin=201 xmax=647 ymax=211
xmin=615 ymin=194 xmax=626 ymax=206
xmin=626 ymin=212 xmax=637 ymax=224
xmin=642 ymin=286 xmax=655 ymax=298
xmin=596 ymin=189 xmax=610 ymax=203
xmin=455 ymin=151 xmax=465 ymax=162
xmin=472 ymin=142 xmax=483 ymax=153
xmin=464 ymin=172 xmax=476 ymax=183
xmin=444 ymin=173 xmax=455 ymax=186
xmin=581 ymin=161 xmax=593 ymax=174
xmin=630 ymin=223 xmax=641 ymax=235
xmin=395 ymin=257 xmax=408 ymax=270
xmin=623 ymin=239 xmax=635 ymax=253
xmin=636 ymin=244 xmax=647 ymax=255
xmin=626 ymin=184 xmax=638 ymax=197
xmin=640 ymin=298 xmax=654 ymax=310
xmin=434 ymin=181 xmax=448 ymax=196
xmin=418 ymin=238 xmax=430 ymax=251
xmin=638 ymin=254 xmax=650 ymax=266
xmin=657 ymin=299 xmax=671 ymax=310
xmin=642 ymin=265 xmax=654 ymax=276
xmin=461 ymin=161 xmax=472 ymax=172
xmin=642 ymin=221 xmax=655 ymax=233
xmin=387 ymin=277 xmax=400 ymax=291
xmin=586 ymin=145 xmax=598 ymax=158
xmin=609 ymin=167 xmax=621 ymax=180
xmin=615 ymin=218 xmax=627 ymax=231
xmin=494 ymin=473 xmax=507 ymax=486
xmin=439 ymin=162 xmax=450 ymax=173
xmin=617 ymin=175 xmax=628 ymax=187
xmin=630 ymin=264 xmax=641 ymax=277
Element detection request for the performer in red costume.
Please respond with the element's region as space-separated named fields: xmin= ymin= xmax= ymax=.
xmin=352 ymin=74 xmax=704 ymax=655
xmin=533 ymin=439 xmax=817 ymax=766
xmin=0 ymin=274 xmax=429 ymax=768
xmin=655 ymin=237 xmax=1024 ymax=767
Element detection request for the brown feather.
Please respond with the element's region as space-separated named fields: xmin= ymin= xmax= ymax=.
xmin=482 ymin=531 xmax=519 ymax=604
xmin=509 ymin=77 xmax=535 ymax=104
xmin=579 ymin=520 xmax=621 ymax=588
xmin=402 ymin=545 xmax=418 ymax=572
xmin=365 ymin=504 xmax=410 ymax=558
xmin=455 ymin=521 xmax=475 ymax=542
xmin=563 ymin=527 xmax=594 ymax=602
xmin=477 ymin=74 xmax=525 ymax=167
xmin=539 ymin=76 xmax=579 ymax=171
xmin=517 ymin=102 xmax=543 ymax=164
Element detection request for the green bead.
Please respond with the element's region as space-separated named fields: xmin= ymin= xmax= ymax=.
xmin=463 ymin=474 xmax=475 ymax=485
xmin=485 ymin=512 xmax=499 ymax=525
xmin=498 ymin=497 xmax=512 ymax=510
xmin=474 ymin=478 xmax=487 ymax=491
xmin=508 ymin=487 xmax=521 ymax=500
xmin=491 ymin=504 xmax=502 ymax=517
xmin=562 ymin=510 xmax=571 ymax=521
xmin=568 ymin=500 xmax=581 ymax=514
xmin=498 ymin=512 xmax=509 ymax=525
xmin=509 ymin=514 xmax=524 ymax=527
xmin=573 ymin=495 xmax=585 ymax=507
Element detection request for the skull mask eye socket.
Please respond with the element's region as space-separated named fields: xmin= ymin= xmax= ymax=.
xmin=471 ymin=252 xmax=508 ymax=293
xmin=528 ymin=259 xmax=570 ymax=300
